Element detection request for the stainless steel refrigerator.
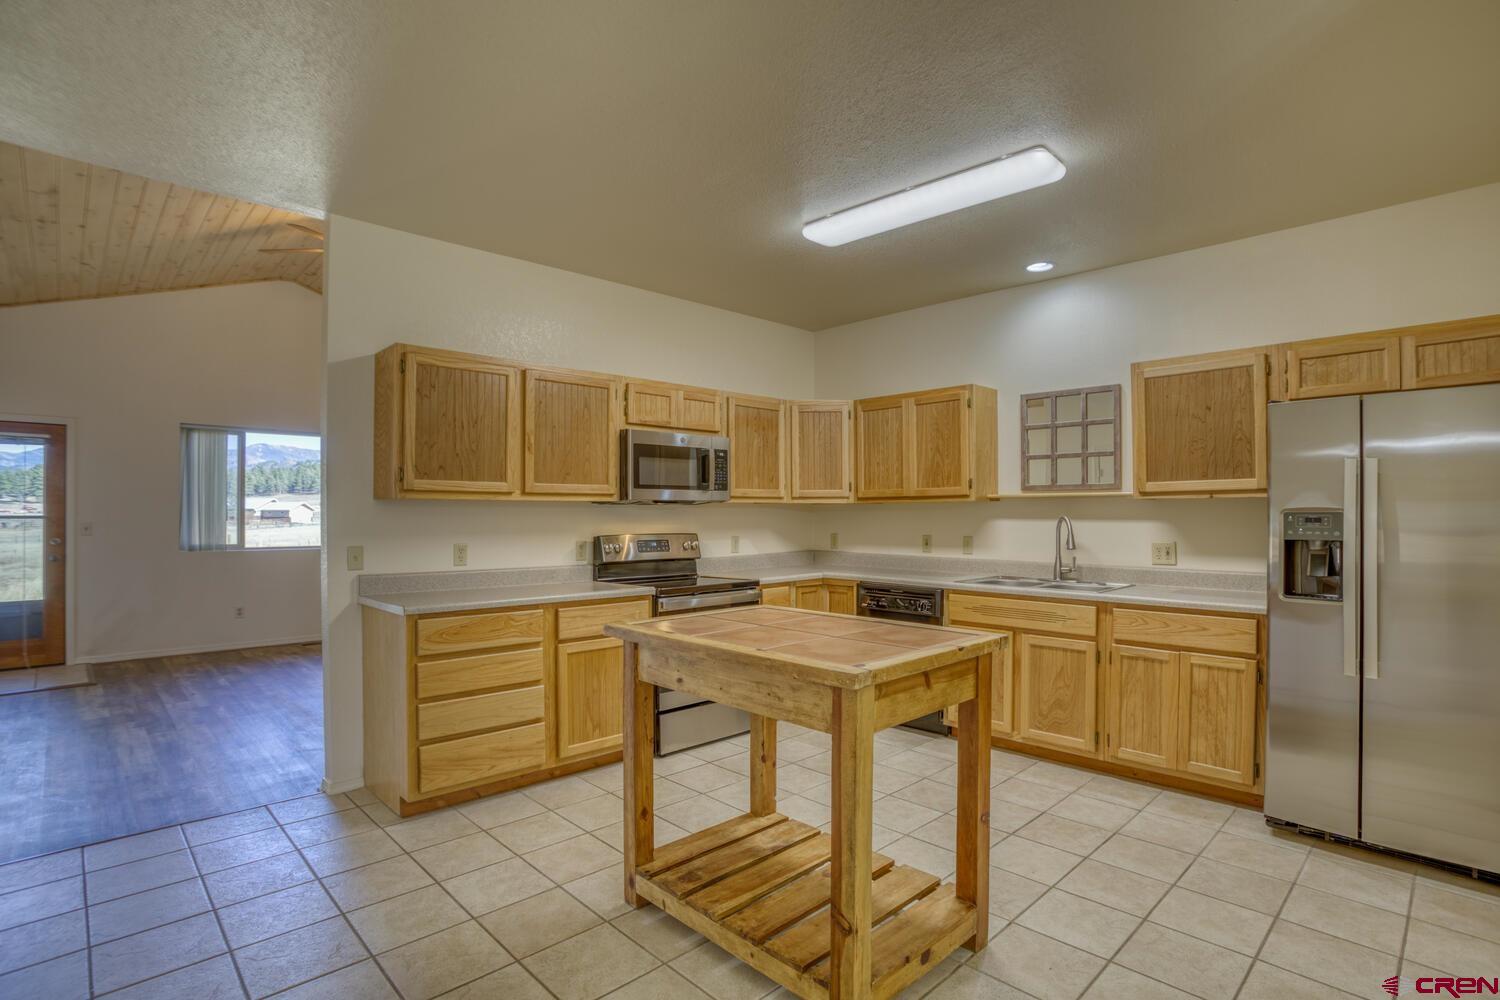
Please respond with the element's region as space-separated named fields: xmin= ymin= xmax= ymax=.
xmin=1266 ymin=382 xmax=1500 ymax=875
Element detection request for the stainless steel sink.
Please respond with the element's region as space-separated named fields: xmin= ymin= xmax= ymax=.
xmin=959 ymin=575 xmax=1051 ymax=587
xmin=959 ymin=575 xmax=1131 ymax=593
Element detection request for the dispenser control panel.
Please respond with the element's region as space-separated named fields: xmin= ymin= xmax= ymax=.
xmin=1283 ymin=510 xmax=1343 ymax=540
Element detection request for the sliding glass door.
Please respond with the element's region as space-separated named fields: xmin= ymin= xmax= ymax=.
xmin=0 ymin=421 xmax=66 ymax=668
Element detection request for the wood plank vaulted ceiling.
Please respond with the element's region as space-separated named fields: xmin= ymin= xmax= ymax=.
xmin=0 ymin=141 xmax=322 ymax=307
xmin=1 ymin=1 xmax=1497 ymax=328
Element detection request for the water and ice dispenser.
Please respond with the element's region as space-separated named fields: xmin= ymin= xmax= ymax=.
xmin=1280 ymin=510 xmax=1345 ymax=601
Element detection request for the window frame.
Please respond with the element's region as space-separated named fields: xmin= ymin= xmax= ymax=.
xmin=180 ymin=423 xmax=321 ymax=551
xmin=1018 ymin=384 xmax=1122 ymax=492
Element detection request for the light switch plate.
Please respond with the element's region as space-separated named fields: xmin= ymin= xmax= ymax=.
xmin=730 ymin=535 xmax=740 ymax=554
xmin=1152 ymin=541 xmax=1178 ymax=566
xmin=962 ymin=535 xmax=974 ymax=555
xmin=921 ymin=534 xmax=933 ymax=553
xmin=829 ymin=532 xmax=839 ymax=550
xmin=453 ymin=543 xmax=468 ymax=567
xmin=346 ymin=545 xmax=364 ymax=571
xmin=575 ymin=540 xmax=588 ymax=561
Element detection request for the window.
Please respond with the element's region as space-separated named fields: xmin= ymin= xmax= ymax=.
xmin=180 ymin=427 xmax=321 ymax=550
xmin=1020 ymin=384 xmax=1121 ymax=492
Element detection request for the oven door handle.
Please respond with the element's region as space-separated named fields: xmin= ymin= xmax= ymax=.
xmin=656 ymin=590 xmax=761 ymax=613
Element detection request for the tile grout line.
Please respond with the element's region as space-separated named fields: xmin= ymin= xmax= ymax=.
xmin=1229 ymin=833 xmax=1315 ymax=1000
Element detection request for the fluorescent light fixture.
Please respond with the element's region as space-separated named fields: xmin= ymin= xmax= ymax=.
xmin=802 ymin=146 xmax=1066 ymax=247
xmin=1025 ymin=261 xmax=1054 ymax=273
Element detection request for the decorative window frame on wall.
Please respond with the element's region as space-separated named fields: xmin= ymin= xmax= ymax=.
xmin=1019 ymin=384 xmax=1122 ymax=492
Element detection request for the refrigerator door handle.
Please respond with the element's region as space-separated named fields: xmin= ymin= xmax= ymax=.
xmin=1342 ymin=457 xmax=1360 ymax=678
xmin=1363 ymin=457 xmax=1379 ymax=680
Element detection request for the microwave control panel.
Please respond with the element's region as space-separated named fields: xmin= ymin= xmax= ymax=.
xmin=712 ymin=449 xmax=729 ymax=491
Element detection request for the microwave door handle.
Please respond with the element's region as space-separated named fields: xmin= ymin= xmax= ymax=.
xmin=1342 ymin=457 xmax=1359 ymax=679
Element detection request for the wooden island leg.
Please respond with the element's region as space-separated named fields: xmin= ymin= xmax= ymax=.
xmin=830 ymin=686 xmax=875 ymax=999
xmin=749 ymin=715 xmax=777 ymax=816
xmin=622 ymin=640 xmax=654 ymax=908
xmin=956 ymin=653 xmax=993 ymax=950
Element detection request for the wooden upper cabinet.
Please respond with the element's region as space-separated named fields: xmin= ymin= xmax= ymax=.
xmin=524 ymin=367 xmax=620 ymax=496
xmin=1401 ymin=315 xmax=1500 ymax=391
xmin=624 ymin=379 xmax=723 ymax=433
xmin=1277 ymin=334 xmax=1401 ymax=400
xmin=788 ymin=400 xmax=852 ymax=500
xmin=1016 ymin=633 xmax=1097 ymax=756
xmin=1132 ymin=349 xmax=1268 ymax=494
xmin=854 ymin=384 xmax=996 ymax=500
xmin=375 ymin=344 xmax=523 ymax=498
xmin=726 ymin=394 xmax=786 ymax=499
xmin=1177 ymin=652 xmax=1257 ymax=787
xmin=1106 ymin=644 xmax=1179 ymax=771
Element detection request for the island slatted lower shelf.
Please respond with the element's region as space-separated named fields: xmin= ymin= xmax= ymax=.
xmin=634 ymin=812 xmax=975 ymax=999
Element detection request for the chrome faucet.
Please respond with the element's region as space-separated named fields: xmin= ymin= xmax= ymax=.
xmin=1053 ymin=515 xmax=1078 ymax=581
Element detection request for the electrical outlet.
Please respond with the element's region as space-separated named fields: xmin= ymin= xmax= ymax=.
xmin=1152 ymin=541 xmax=1178 ymax=566
xmin=234 ymin=607 xmax=245 ymax=619
xmin=81 ymin=522 xmax=93 ymax=537
xmin=921 ymin=534 xmax=933 ymax=553
xmin=829 ymin=532 xmax=839 ymax=550
xmin=453 ymin=543 xmax=468 ymax=567
xmin=575 ymin=540 xmax=589 ymax=561
xmin=962 ymin=535 xmax=974 ymax=555
xmin=730 ymin=535 xmax=740 ymax=554
xmin=346 ymin=545 xmax=364 ymax=571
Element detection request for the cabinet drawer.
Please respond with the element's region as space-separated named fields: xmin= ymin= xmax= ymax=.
xmin=415 ymin=648 xmax=543 ymax=700
xmin=1111 ymin=607 xmax=1258 ymax=656
xmin=556 ymin=599 xmax=652 ymax=641
xmin=418 ymin=722 xmax=546 ymax=794
xmin=416 ymin=609 xmax=544 ymax=656
xmin=947 ymin=592 xmax=1096 ymax=637
xmin=417 ymin=686 xmax=544 ymax=742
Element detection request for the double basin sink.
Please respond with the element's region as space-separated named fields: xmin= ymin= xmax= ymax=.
xmin=959 ymin=575 xmax=1132 ymax=594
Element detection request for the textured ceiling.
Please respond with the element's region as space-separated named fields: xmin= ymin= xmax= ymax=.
xmin=1 ymin=1 xmax=1496 ymax=329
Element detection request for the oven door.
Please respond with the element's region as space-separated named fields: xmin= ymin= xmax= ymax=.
xmin=623 ymin=430 xmax=729 ymax=503
xmin=653 ymin=586 xmax=756 ymax=753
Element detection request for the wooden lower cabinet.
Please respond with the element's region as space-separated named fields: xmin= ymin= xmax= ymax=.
xmin=824 ymin=580 xmax=857 ymax=616
xmin=765 ymin=578 xmax=857 ymax=615
xmin=1177 ymin=652 xmax=1258 ymax=786
xmin=1105 ymin=644 xmax=1178 ymax=770
xmin=1016 ymin=634 xmax=1098 ymax=756
xmin=555 ymin=637 xmax=625 ymax=760
xmin=759 ymin=583 xmax=792 ymax=607
xmin=943 ymin=628 xmax=1014 ymax=738
xmin=793 ymin=582 xmax=827 ymax=611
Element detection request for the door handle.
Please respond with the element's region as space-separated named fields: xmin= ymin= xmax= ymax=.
xmin=1342 ymin=457 xmax=1359 ymax=678
xmin=1363 ymin=457 xmax=1379 ymax=680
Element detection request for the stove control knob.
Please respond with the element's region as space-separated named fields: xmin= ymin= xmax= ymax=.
xmin=686 ymin=539 xmax=699 ymax=551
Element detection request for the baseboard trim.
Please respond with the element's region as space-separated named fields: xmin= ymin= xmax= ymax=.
xmin=321 ymin=775 xmax=365 ymax=795
xmin=75 ymin=635 xmax=322 ymax=665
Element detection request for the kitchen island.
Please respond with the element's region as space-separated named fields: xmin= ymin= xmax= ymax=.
xmin=606 ymin=605 xmax=1004 ymax=1000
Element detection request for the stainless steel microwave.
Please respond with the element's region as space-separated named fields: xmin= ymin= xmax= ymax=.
xmin=620 ymin=429 xmax=730 ymax=503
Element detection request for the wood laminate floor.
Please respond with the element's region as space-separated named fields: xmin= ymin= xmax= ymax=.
xmin=0 ymin=643 xmax=323 ymax=864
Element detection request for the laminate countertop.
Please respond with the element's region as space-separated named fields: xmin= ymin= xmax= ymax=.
xmin=357 ymin=580 xmax=654 ymax=616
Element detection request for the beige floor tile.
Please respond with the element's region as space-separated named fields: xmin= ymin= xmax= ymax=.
xmin=524 ymin=833 xmax=622 ymax=883
xmin=1049 ymin=792 xmax=1139 ymax=831
xmin=987 ymin=867 xmax=1050 ymax=919
xmin=377 ymin=919 xmax=509 ymax=999
xmin=993 ymin=777 xmax=1071 ymax=812
xmin=1258 ymin=920 xmax=1396 ymax=995
xmin=268 ymin=793 xmax=354 ymax=824
xmin=1118 ymin=812 xmax=1215 ymax=854
xmin=234 ymin=916 xmax=368 ymax=998
xmin=778 ymin=795 xmax=831 ymax=828
xmin=524 ymin=923 xmax=659 ymax=1000
xmin=0 ymin=949 xmax=88 ymax=1000
xmin=437 ymin=962 xmax=551 ymax=998
xmin=386 ymin=810 xmax=484 ymax=853
xmin=593 ymin=816 xmax=689 ymax=853
xmin=1090 ymin=835 xmax=1192 ymax=883
xmin=564 ymin=866 xmax=636 ymax=921
xmin=991 ymin=800 xmax=1043 ymax=833
xmin=652 ymin=777 xmax=700 ymax=807
xmin=203 ymin=851 xmax=315 ymax=907
xmin=871 ymin=764 xmax=924 ymax=794
xmin=408 ymin=832 xmax=513 ymax=882
xmin=1174 ymin=857 xmax=1290 ymax=916
xmin=275 ymin=958 xmax=399 ymax=999
xmin=1018 ymin=813 xmax=1112 ymax=857
xmin=554 ymin=793 xmax=626 ymax=832
xmin=1148 ymin=886 xmax=1271 ymax=956
xmin=191 ymin=828 xmax=295 ymax=876
xmin=218 ymin=880 xmax=338 ymax=948
xmin=1280 ymin=884 xmax=1406 ymax=954
xmin=0 ymin=849 xmax=80 ymax=896
xmin=84 ymin=826 xmax=187 ymax=871
xmin=673 ymin=763 xmax=744 ymax=793
xmin=361 ymin=801 xmax=404 ymax=827
xmin=925 ymin=965 xmax=1031 ymax=999
xmin=1082 ymin=963 xmax=1198 ymax=999
xmin=1296 ymin=852 xmax=1411 ymax=914
xmin=992 ymin=835 xmax=1082 ymax=885
xmin=1114 ymin=923 xmax=1251 ymax=1000
xmin=284 ymin=808 xmax=377 ymax=848
xmin=1200 ymin=831 xmax=1307 ymax=883
xmin=349 ymin=883 xmax=469 ymax=954
xmin=457 ymin=791 xmax=548 ymax=830
xmin=88 ymin=850 xmax=199 ymax=902
xmin=911 ymin=813 xmax=958 ymax=849
xmin=882 ymin=750 xmax=951 ymax=778
xmin=670 ymin=939 xmax=777 ymax=1000
xmin=443 ymin=857 xmax=553 ymax=916
xmin=874 ymin=797 xmax=946 ymax=834
xmin=1057 ymin=858 xmax=1171 ymax=917
xmin=1237 ymin=960 xmax=1363 ymax=1000
xmin=91 ymin=912 xmax=227 ymax=994
xmin=0 ymin=909 xmax=86 ymax=974
xmin=1404 ymin=918 xmax=1500 ymax=976
xmin=613 ymin=904 xmax=705 ymax=961
xmin=989 ymin=748 xmax=1035 ymax=774
xmin=579 ymin=762 xmax=624 ymax=789
xmin=1219 ymin=809 xmax=1287 ymax=844
xmin=1412 ymin=880 xmax=1500 ymax=944
xmin=884 ymin=836 xmax=957 ymax=878
xmin=1016 ymin=761 xmax=1094 ymax=791
xmin=658 ymin=795 xmax=743 ymax=833
xmin=970 ymin=922 xmax=1105 ymax=1000
xmin=479 ymin=886 xmax=601 ymax=958
xmin=775 ymin=763 xmax=828 ymax=795
xmin=1017 ymin=888 xmax=1142 ymax=958
xmin=891 ymin=778 xmax=959 ymax=813
xmin=100 ymin=954 xmax=244 ymax=999
xmin=525 ymin=776 xmax=608 ymax=810
xmin=323 ymin=855 xmax=434 ymax=911
xmin=1141 ymin=791 xmax=1233 ymax=830
xmin=87 ymin=876 xmax=211 ymax=944
xmin=602 ymin=965 xmax=712 ymax=999
xmin=654 ymin=753 xmax=703 ymax=777
xmin=302 ymin=829 xmax=404 ymax=877
xmin=183 ymin=807 xmax=277 ymax=847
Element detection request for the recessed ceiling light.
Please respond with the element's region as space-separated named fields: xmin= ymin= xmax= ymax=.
xmin=1026 ymin=261 xmax=1054 ymax=273
xmin=801 ymin=146 xmax=1066 ymax=247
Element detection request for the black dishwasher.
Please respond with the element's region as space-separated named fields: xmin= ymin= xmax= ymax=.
xmin=856 ymin=582 xmax=949 ymax=734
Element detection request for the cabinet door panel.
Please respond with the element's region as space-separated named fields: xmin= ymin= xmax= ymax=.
xmin=624 ymin=381 xmax=676 ymax=427
xmin=789 ymin=401 xmax=852 ymax=499
xmin=525 ymin=369 xmax=618 ymax=495
xmin=1178 ymin=652 xmax=1257 ymax=786
xmin=1017 ymin=634 xmax=1097 ymax=755
xmin=910 ymin=389 xmax=969 ymax=496
xmin=678 ymin=388 xmax=724 ymax=432
xmin=727 ymin=395 xmax=786 ymax=498
xmin=824 ymin=581 xmax=857 ymax=616
xmin=760 ymin=584 xmax=792 ymax=607
xmin=793 ymin=583 xmax=828 ymax=612
xmin=1133 ymin=350 xmax=1267 ymax=494
xmin=1281 ymin=336 xmax=1401 ymax=399
xmin=556 ymin=637 xmax=625 ymax=759
xmin=404 ymin=352 xmax=521 ymax=493
xmin=1106 ymin=645 xmax=1178 ymax=770
xmin=1402 ymin=319 xmax=1500 ymax=390
xmin=855 ymin=398 xmax=908 ymax=497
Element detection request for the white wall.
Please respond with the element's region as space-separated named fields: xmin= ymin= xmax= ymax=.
xmin=322 ymin=217 xmax=819 ymax=789
xmin=813 ymin=182 xmax=1500 ymax=572
xmin=0 ymin=282 xmax=324 ymax=661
